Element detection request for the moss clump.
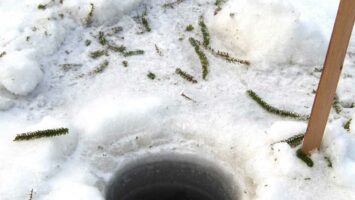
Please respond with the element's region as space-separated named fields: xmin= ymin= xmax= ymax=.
xmin=85 ymin=39 xmax=91 ymax=46
xmin=123 ymin=50 xmax=144 ymax=57
xmin=92 ymin=60 xmax=109 ymax=74
xmin=344 ymin=118 xmax=352 ymax=132
xmin=89 ymin=50 xmax=106 ymax=59
xmin=122 ymin=60 xmax=128 ymax=67
xmin=189 ymin=37 xmax=209 ymax=80
xmin=198 ymin=16 xmax=210 ymax=47
xmin=86 ymin=3 xmax=95 ymax=26
xmin=98 ymin=31 xmax=107 ymax=46
xmin=333 ymin=94 xmax=342 ymax=114
xmin=175 ymin=68 xmax=198 ymax=83
xmin=108 ymin=45 xmax=126 ymax=53
xmin=0 ymin=51 xmax=6 ymax=58
xmin=247 ymin=90 xmax=309 ymax=120
xmin=147 ymin=72 xmax=156 ymax=80
xmin=38 ymin=4 xmax=47 ymax=10
xmin=14 ymin=128 xmax=69 ymax=141
xmin=185 ymin=24 xmax=194 ymax=32
xmin=296 ymin=149 xmax=314 ymax=167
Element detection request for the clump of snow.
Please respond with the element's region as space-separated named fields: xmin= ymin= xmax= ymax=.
xmin=0 ymin=50 xmax=43 ymax=95
xmin=209 ymin=0 xmax=327 ymax=66
xmin=74 ymin=95 xmax=166 ymax=146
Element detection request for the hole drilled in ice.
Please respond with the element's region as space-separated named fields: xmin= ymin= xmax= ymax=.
xmin=106 ymin=154 xmax=238 ymax=200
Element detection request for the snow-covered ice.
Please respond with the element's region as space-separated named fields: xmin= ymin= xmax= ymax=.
xmin=0 ymin=0 xmax=355 ymax=199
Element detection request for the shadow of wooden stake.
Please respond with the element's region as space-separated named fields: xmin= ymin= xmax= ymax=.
xmin=302 ymin=0 xmax=355 ymax=154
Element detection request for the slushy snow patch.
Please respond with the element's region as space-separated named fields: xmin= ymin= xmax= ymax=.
xmin=0 ymin=50 xmax=42 ymax=95
xmin=209 ymin=0 xmax=327 ymax=65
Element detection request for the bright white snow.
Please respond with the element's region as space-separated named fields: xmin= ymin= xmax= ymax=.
xmin=0 ymin=0 xmax=355 ymax=200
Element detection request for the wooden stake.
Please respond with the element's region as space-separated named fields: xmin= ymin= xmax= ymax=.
xmin=302 ymin=0 xmax=355 ymax=154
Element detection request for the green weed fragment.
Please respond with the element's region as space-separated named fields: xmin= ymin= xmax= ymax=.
xmin=283 ymin=134 xmax=304 ymax=148
xmin=89 ymin=50 xmax=106 ymax=59
xmin=123 ymin=50 xmax=144 ymax=57
xmin=98 ymin=31 xmax=107 ymax=45
xmin=185 ymin=24 xmax=194 ymax=32
xmin=333 ymin=94 xmax=342 ymax=114
xmin=86 ymin=3 xmax=95 ymax=26
xmin=14 ymin=128 xmax=68 ymax=141
xmin=162 ymin=0 xmax=184 ymax=9
xmin=122 ymin=60 xmax=128 ymax=67
xmin=108 ymin=45 xmax=126 ymax=53
xmin=175 ymin=68 xmax=198 ymax=83
xmin=296 ymin=149 xmax=314 ymax=167
xmin=247 ymin=90 xmax=309 ymax=120
xmin=344 ymin=118 xmax=352 ymax=132
xmin=142 ymin=15 xmax=151 ymax=32
xmin=38 ymin=4 xmax=47 ymax=10
xmin=60 ymin=63 xmax=83 ymax=71
xmin=189 ymin=37 xmax=209 ymax=80
xmin=199 ymin=16 xmax=210 ymax=47
xmin=85 ymin=39 xmax=91 ymax=46
xmin=0 ymin=51 xmax=6 ymax=58
xmin=196 ymin=40 xmax=250 ymax=65
xmin=92 ymin=60 xmax=109 ymax=74
xmin=147 ymin=72 xmax=156 ymax=80
xmin=324 ymin=156 xmax=333 ymax=168
xmin=214 ymin=0 xmax=226 ymax=15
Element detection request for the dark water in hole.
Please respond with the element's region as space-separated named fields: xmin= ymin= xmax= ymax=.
xmin=106 ymin=155 xmax=237 ymax=200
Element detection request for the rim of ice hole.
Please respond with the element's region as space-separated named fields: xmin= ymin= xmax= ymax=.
xmin=105 ymin=153 xmax=239 ymax=200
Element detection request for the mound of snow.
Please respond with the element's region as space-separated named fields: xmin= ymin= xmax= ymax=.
xmin=209 ymin=0 xmax=327 ymax=65
xmin=0 ymin=50 xmax=43 ymax=95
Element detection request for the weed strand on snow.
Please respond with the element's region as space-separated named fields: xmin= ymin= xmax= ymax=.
xmin=85 ymin=3 xmax=95 ymax=26
xmin=0 ymin=51 xmax=6 ymax=58
xmin=332 ymin=94 xmax=342 ymax=114
xmin=175 ymin=68 xmax=198 ymax=83
xmin=214 ymin=0 xmax=226 ymax=15
xmin=123 ymin=50 xmax=144 ymax=57
xmin=344 ymin=118 xmax=352 ymax=132
xmin=162 ymin=0 xmax=185 ymax=9
xmin=92 ymin=60 xmax=109 ymax=74
xmin=141 ymin=10 xmax=151 ymax=32
xmin=189 ymin=37 xmax=209 ymax=80
xmin=147 ymin=72 xmax=156 ymax=80
xmin=247 ymin=90 xmax=309 ymax=120
xmin=296 ymin=149 xmax=314 ymax=167
xmin=89 ymin=50 xmax=106 ymax=59
xmin=273 ymin=134 xmax=305 ymax=148
xmin=98 ymin=31 xmax=107 ymax=46
xmin=13 ymin=128 xmax=69 ymax=141
xmin=199 ymin=16 xmax=210 ymax=47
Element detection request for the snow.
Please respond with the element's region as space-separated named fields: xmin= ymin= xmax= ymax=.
xmin=0 ymin=0 xmax=355 ymax=199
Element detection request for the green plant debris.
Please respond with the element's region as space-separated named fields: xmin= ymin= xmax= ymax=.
xmin=296 ymin=149 xmax=314 ymax=167
xmin=155 ymin=44 xmax=163 ymax=56
xmin=175 ymin=68 xmax=198 ymax=83
xmin=86 ymin=3 xmax=95 ymax=26
xmin=98 ymin=31 xmax=107 ymax=46
xmin=13 ymin=128 xmax=69 ymax=141
xmin=247 ymin=90 xmax=309 ymax=120
xmin=29 ymin=189 xmax=33 ymax=200
xmin=333 ymin=94 xmax=342 ymax=114
xmin=195 ymin=39 xmax=250 ymax=65
xmin=60 ymin=63 xmax=83 ymax=71
xmin=185 ymin=24 xmax=194 ymax=32
xmin=92 ymin=60 xmax=109 ymax=74
xmin=324 ymin=156 xmax=333 ymax=168
xmin=274 ymin=134 xmax=304 ymax=148
xmin=199 ymin=16 xmax=210 ymax=47
xmin=181 ymin=92 xmax=196 ymax=102
xmin=85 ymin=39 xmax=91 ymax=46
xmin=123 ymin=50 xmax=144 ymax=57
xmin=108 ymin=45 xmax=126 ymax=53
xmin=112 ymin=26 xmax=123 ymax=33
xmin=162 ymin=0 xmax=184 ymax=9
xmin=189 ymin=37 xmax=209 ymax=80
xmin=214 ymin=0 xmax=226 ymax=15
xmin=0 ymin=51 xmax=6 ymax=58
xmin=89 ymin=50 xmax=106 ymax=59
xmin=147 ymin=72 xmax=156 ymax=80
xmin=38 ymin=4 xmax=47 ymax=10
xmin=304 ymin=177 xmax=311 ymax=181
xmin=141 ymin=14 xmax=151 ymax=32
xmin=122 ymin=60 xmax=128 ymax=67
xmin=344 ymin=118 xmax=352 ymax=132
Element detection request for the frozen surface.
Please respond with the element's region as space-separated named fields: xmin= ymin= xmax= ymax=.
xmin=0 ymin=0 xmax=355 ymax=199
